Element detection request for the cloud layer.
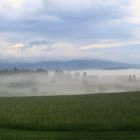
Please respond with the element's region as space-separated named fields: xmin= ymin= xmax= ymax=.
xmin=0 ymin=0 xmax=140 ymax=64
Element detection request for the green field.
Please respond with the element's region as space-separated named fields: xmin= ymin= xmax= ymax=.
xmin=0 ymin=92 xmax=140 ymax=140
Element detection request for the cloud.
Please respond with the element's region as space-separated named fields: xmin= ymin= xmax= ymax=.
xmin=81 ymin=39 xmax=140 ymax=50
xmin=0 ymin=0 xmax=43 ymax=19
xmin=129 ymin=0 xmax=140 ymax=24
xmin=0 ymin=0 xmax=140 ymax=64
xmin=81 ymin=40 xmax=123 ymax=50
xmin=0 ymin=36 xmax=140 ymax=64
xmin=0 ymin=0 xmax=132 ymax=43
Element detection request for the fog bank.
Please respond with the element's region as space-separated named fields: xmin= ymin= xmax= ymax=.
xmin=0 ymin=69 xmax=140 ymax=97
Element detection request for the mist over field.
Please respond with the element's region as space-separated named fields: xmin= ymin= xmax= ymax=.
xmin=0 ymin=69 xmax=140 ymax=97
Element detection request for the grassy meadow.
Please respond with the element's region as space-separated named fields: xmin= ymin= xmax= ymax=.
xmin=0 ymin=92 xmax=140 ymax=139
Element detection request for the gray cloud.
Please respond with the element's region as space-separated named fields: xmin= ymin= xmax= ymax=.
xmin=0 ymin=0 xmax=140 ymax=64
xmin=0 ymin=0 xmax=130 ymax=41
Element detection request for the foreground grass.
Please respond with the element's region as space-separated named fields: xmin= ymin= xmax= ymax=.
xmin=0 ymin=129 xmax=140 ymax=140
xmin=0 ymin=92 xmax=140 ymax=139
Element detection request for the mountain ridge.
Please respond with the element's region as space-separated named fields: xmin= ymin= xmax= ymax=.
xmin=0 ymin=59 xmax=139 ymax=70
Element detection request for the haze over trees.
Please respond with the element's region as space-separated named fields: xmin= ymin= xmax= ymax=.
xmin=0 ymin=69 xmax=140 ymax=97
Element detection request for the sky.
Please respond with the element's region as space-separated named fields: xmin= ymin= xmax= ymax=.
xmin=0 ymin=0 xmax=140 ymax=64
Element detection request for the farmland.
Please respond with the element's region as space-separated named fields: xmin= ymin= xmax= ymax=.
xmin=0 ymin=92 xmax=139 ymax=139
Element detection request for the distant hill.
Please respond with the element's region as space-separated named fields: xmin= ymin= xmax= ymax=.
xmin=0 ymin=59 xmax=139 ymax=70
